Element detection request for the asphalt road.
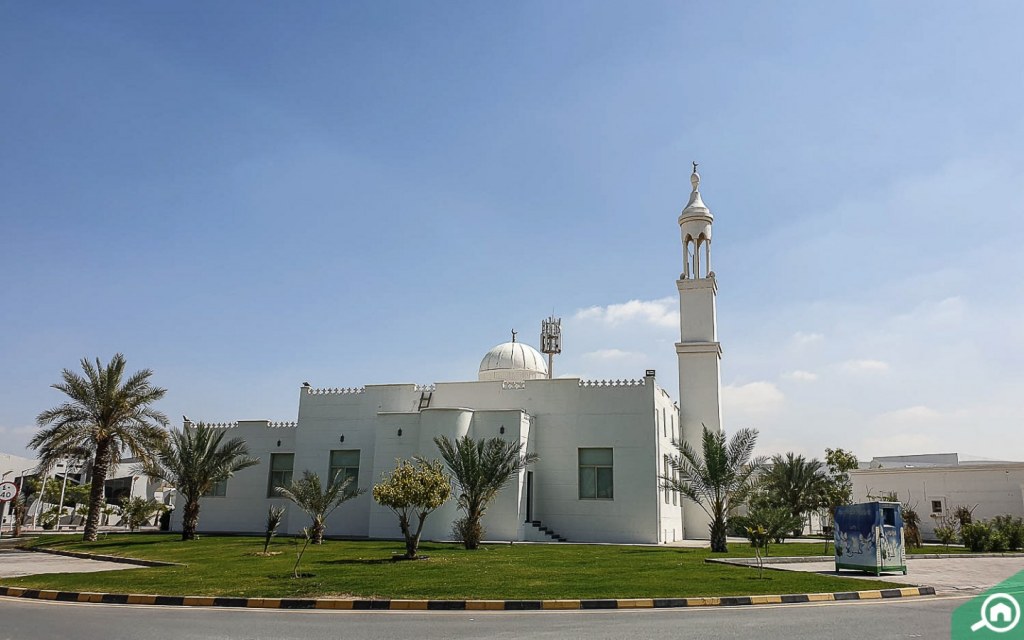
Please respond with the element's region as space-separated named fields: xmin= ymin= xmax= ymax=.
xmin=0 ymin=594 xmax=969 ymax=640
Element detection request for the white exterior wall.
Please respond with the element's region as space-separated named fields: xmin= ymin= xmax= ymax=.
xmin=175 ymin=374 xmax=681 ymax=544
xmin=851 ymin=465 xmax=1024 ymax=540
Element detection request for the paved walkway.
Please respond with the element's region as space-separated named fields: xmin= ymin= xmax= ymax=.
xmin=764 ymin=556 xmax=1024 ymax=594
xmin=0 ymin=550 xmax=137 ymax=578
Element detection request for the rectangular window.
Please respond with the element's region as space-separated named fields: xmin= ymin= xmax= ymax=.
xmin=931 ymin=499 xmax=943 ymax=514
xmin=267 ymin=453 xmax=294 ymax=497
xmin=329 ymin=450 xmax=360 ymax=494
xmin=579 ymin=448 xmax=613 ymax=500
xmin=204 ymin=479 xmax=227 ymax=497
xmin=663 ymin=460 xmax=670 ymax=504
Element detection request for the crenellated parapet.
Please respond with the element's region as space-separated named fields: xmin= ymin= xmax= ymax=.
xmin=414 ymin=384 xmax=436 ymax=392
xmin=305 ymin=386 xmax=366 ymax=395
xmin=578 ymin=378 xmax=647 ymax=388
xmin=203 ymin=421 xmax=239 ymax=429
xmin=267 ymin=421 xmax=297 ymax=428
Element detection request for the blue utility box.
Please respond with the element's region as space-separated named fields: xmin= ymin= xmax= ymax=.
xmin=834 ymin=501 xmax=907 ymax=575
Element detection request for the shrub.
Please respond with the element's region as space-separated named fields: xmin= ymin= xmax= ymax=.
xmin=960 ymin=521 xmax=992 ymax=552
xmin=452 ymin=516 xmax=482 ymax=548
xmin=731 ymin=502 xmax=803 ymax=556
xmin=991 ymin=515 xmax=1024 ymax=552
xmin=989 ymin=531 xmax=1008 ymax=553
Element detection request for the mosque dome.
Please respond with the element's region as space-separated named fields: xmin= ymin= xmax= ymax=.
xmin=478 ymin=341 xmax=548 ymax=382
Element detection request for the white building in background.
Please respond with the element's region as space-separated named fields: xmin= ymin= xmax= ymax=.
xmin=851 ymin=453 xmax=1024 ymax=540
xmin=172 ymin=167 xmax=725 ymax=544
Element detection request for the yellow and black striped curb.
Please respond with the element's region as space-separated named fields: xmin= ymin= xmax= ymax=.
xmin=0 ymin=586 xmax=936 ymax=610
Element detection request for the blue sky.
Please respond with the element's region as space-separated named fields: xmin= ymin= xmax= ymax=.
xmin=2 ymin=2 xmax=1023 ymax=462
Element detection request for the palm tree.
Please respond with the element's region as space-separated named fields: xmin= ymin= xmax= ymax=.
xmin=434 ymin=435 xmax=538 ymax=550
xmin=32 ymin=354 xmax=169 ymax=542
xmin=662 ymin=426 xmax=767 ymax=552
xmin=762 ymin=452 xmax=827 ymax=535
xmin=275 ymin=470 xmax=362 ymax=544
xmin=141 ymin=422 xmax=260 ymax=541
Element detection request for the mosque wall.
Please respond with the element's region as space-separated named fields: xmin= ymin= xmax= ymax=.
xmin=172 ymin=374 xmax=684 ymax=544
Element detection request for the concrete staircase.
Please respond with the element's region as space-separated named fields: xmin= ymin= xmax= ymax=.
xmin=526 ymin=520 xmax=567 ymax=542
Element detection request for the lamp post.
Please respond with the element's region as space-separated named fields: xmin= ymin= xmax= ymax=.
xmin=14 ymin=467 xmax=34 ymax=535
xmin=56 ymin=459 xmax=72 ymax=529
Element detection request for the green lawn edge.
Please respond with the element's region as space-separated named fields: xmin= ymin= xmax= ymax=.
xmin=2 ymin=534 xmax=906 ymax=600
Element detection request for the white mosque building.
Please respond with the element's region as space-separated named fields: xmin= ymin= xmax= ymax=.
xmin=172 ymin=167 xmax=724 ymax=544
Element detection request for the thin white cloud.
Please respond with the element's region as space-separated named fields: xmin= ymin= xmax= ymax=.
xmin=783 ymin=370 xmax=818 ymax=382
xmin=841 ymin=359 xmax=890 ymax=374
xmin=574 ymin=297 xmax=677 ymax=328
xmin=792 ymin=331 xmax=824 ymax=346
xmin=873 ymin=405 xmax=943 ymax=423
xmin=722 ymin=381 xmax=785 ymax=415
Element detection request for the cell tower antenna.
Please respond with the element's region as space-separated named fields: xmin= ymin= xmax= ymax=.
xmin=540 ymin=316 xmax=562 ymax=379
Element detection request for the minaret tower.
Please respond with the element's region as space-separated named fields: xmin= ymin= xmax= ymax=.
xmin=676 ymin=162 xmax=724 ymax=540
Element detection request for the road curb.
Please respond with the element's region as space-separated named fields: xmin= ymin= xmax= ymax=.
xmin=0 ymin=585 xmax=937 ymax=611
xmin=20 ymin=546 xmax=181 ymax=568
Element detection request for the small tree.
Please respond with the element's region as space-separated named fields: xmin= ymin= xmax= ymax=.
xmin=931 ymin=511 xmax=959 ymax=551
xmin=434 ymin=435 xmax=538 ymax=550
xmin=293 ymin=527 xmax=313 ymax=578
xmin=820 ymin=447 xmax=858 ymax=553
xmin=745 ymin=524 xmax=769 ymax=579
xmin=731 ymin=499 xmax=803 ymax=556
xmin=276 ymin=470 xmax=363 ymax=544
xmin=901 ymin=501 xmax=922 ymax=548
xmin=662 ymin=426 xmax=766 ymax=553
xmin=263 ymin=506 xmax=285 ymax=554
xmin=102 ymin=503 xmax=119 ymax=527
xmin=952 ymin=504 xmax=977 ymax=529
xmin=120 ymin=497 xmax=163 ymax=531
xmin=74 ymin=503 xmax=91 ymax=527
xmin=761 ymin=453 xmax=826 ymax=536
xmin=372 ymin=458 xmax=451 ymax=559
xmin=142 ymin=422 xmax=260 ymax=541
xmin=12 ymin=494 xmax=29 ymax=537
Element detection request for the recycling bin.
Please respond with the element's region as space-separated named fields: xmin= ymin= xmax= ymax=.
xmin=834 ymin=501 xmax=907 ymax=575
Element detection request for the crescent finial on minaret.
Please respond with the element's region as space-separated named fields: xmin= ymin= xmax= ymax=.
xmin=690 ymin=161 xmax=700 ymax=191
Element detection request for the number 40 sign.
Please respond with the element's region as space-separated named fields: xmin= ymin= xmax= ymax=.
xmin=0 ymin=481 xmax=19 ymax=503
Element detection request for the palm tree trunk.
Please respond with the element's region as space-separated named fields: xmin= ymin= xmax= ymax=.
xmin=465 ymin=505 xmax=483 ymax=550
xmin=710 ymin=516 xmax=728 ymax=552
xmin=181 ymin=499 xmax=201 ymax=541
xmin=83 ymin=443 xmax=111 ymax=542
xmin=311 ymin=520 xmax=325 ymax=544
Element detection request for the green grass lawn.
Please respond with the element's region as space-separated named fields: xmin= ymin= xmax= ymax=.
xmin=5 ymin=535 xmax=899 ymax=600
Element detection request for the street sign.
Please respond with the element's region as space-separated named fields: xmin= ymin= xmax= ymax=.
xmin=0 ymin=481 xmax=18 ymax=503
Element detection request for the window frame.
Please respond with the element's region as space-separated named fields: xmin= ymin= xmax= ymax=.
xmin=328 ymin=449 xmax=360 ymax=494
xmin=578 ymin=447 xmax=614 ymax=500
xmin=204 ymin=479 xmax=227 ymax=498
xmin=267 ymin=452 xmax=295 ymax=498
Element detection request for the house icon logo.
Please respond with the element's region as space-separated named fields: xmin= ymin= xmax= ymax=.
xmin=970 ymin=593 xmax=1020 ymax=633
xmin=955 ymin=571 xmax=1024 ymax=638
